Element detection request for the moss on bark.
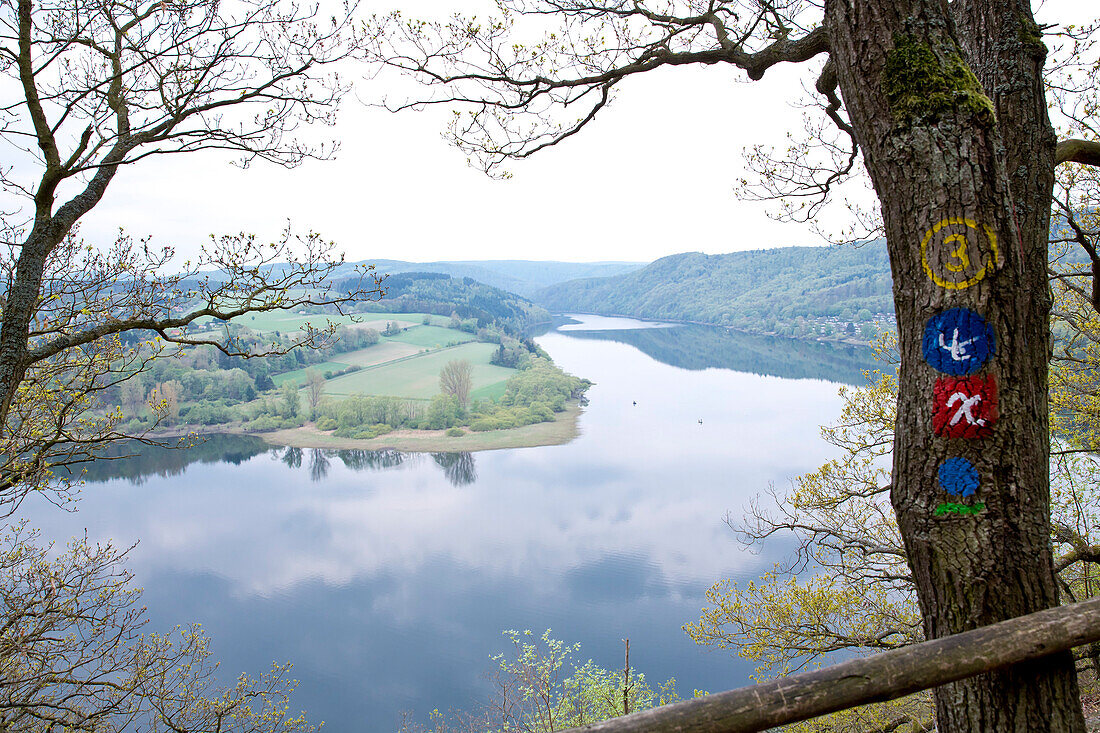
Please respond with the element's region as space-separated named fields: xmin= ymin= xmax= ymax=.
xmin=1016 ymin=12 xmax=1045 ymax=49
xmin=882 ymin=36 xmax=996 ymax=127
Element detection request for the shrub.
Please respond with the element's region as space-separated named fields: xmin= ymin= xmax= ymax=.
xmin=425 ymin=393 xmax=465 ymax=429
xmin=470 ymin=417 xmax=502 ymax=432
xmin=254 ymin=373 xmax=275 ymax=391
xmin=334 ymin=423 xmax=393 ymax=440
xmin=245 ymin=415 xmax=281 ymax=432
xmin=445 ymin=427 xmax=465 ymax=437
xmin=322 ymin=394 xmax=419 ymax=430
xmin=502 ymin=357 xmax=590 ymax=408
xmin=529 ymin=402 xmax=555 ymax=422
xmin=200 ymin=405 xmax=234 ymax=425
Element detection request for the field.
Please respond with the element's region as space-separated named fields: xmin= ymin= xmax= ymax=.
xmin=272 ymin=360 xmax=352 ymax=386
xmin=340 ymin=341 xmax=423 ymax=366
xmin=471 ymin=380 xmax=509 ymax=402
xmin=271 ymin=340 xmax=429 ymax=387
xmin=194 ymin=311 xmax=426 ymax=333
xmin=324 ymin=341 xmax=513 ymax=399
xmin=162 ymin=313 xmax=583 ymax=453
xmin=257 ymin=316 xmax=516 ymax=403
xmin=384 ymin=325 xmax=475 ymax=348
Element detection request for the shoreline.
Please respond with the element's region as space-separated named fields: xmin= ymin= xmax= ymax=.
xmin=143 ymin=402 xmax=584 ymax=453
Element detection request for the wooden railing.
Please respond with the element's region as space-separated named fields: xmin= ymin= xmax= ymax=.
xmin=562 ymin=597 xmax=1100 ymax=732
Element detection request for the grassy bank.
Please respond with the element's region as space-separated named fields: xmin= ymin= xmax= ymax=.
xmin=251 ymin=402 xmax=582 ymax=452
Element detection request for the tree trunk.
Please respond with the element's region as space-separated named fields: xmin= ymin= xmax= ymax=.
xmin=0 ymin=229 xmax=51 ymax=433
xmin=824 ymin=0 xmax=1082 ymax=729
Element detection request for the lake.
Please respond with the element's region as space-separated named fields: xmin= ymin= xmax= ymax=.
xmin=25 ymin=315 xmax=879 ymax=731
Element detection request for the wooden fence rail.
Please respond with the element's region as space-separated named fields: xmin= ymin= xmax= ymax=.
xmin=563 ymin=597 xmax=1100 ymax=732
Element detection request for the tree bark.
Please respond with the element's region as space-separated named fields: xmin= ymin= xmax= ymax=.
xmin=824 ymin=0 xmax=1081 ymax=730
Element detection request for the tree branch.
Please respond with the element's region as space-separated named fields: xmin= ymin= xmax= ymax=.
xmin=1056 ymin=138 xmax=1100 ymax=167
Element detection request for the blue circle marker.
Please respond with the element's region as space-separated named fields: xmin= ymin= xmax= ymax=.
xmin=922 ymin=308 xmax=995 ymax=375
xmin=938 ymin=457 xmax=980 ymax=498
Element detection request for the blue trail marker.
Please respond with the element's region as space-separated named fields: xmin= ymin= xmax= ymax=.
xmin=938 ymin=457 xmax=980 ymax=498
xmin=922 ymin=308 xmax=995 ymax=375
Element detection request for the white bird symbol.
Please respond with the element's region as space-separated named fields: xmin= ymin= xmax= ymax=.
xmin=939 ymin=328 xmax=976 ymax=362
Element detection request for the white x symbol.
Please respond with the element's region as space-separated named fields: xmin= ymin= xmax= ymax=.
xmin=947 ymin=392 xmax=985 ymax=426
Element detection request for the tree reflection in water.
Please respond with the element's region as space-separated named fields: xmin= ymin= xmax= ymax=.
xmin=430 ymin=452 xmax=477 ymax=486
xmin=335 ymin=449 xmax=408 ymax=472
xmin=281 ymin=447 xmax=302 ymax=469
xmin=81 ymin=440 xmax=477 ymax=489
xmin=308 ymin=449 xmax=330 ymax=481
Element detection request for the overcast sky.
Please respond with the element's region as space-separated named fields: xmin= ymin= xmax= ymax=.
xmin=59 ymin=1 xmax=1097 ymax=265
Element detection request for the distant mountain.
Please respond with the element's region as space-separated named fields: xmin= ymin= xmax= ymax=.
xmin=535 ymin=243 xmax=894 ymax=331
xmin=340 ymin=259 xmax=645 ymax=297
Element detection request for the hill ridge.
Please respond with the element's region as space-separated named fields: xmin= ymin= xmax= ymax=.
xmin=534 ymin=242 xmax=894 ymax=339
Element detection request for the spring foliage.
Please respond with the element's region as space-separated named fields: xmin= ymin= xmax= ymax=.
xmin=402 ymin=629 xmax=692 ymax=733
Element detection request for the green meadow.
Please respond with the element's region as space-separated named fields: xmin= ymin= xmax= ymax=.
xmin=260 ymin=317 xmax=516 ymax=401
xmin=272 ymin=360 xmax=352 ymax=386
xmin=157 ymin=312 xmax=586 ymax=452
xmin=383 ymin=325 xmax=475 ymax=348
xmin=341 ymin=341 xmax=423 ymax=366
xmin=324 ymin=341 xmax=513 ymax=400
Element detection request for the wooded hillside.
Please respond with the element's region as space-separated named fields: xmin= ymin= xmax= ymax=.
xmin=535 ymin=244 xmax=893 ymax=333
xmin=342 ymin=272 xmax=551 ymax=332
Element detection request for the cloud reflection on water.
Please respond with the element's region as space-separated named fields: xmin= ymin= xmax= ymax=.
xmin=23 ymin=316 xmax=877 ymax=731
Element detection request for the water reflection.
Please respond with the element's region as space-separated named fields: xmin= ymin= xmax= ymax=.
xmin=70 ymin=434 xmax=271 ymax=484
xmin=335 ymin=448 xmax=411 ymax=473
xmin=431 ymin=452 xmax=478 ymax=486
xmin=77 ymin=440 xmax=479 ymax=489
xmin=559 ymin=321 xmax=881 ymax=385
xmin=282 ymin=446 xmax=303 ymax=469
xmin=28 ymin=314 xmax=876 ymax=732
xmin=309 ymin=449 xmax=331 ymax=481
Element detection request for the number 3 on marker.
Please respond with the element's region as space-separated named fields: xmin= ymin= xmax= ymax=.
xmin=920 ymin=217 xmax=999 ymax=290
xmin=944 ymin=234 xmax=970 ymax=273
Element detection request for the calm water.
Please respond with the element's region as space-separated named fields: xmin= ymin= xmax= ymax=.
xmin=28 ymin=316 xmax=877 ymax=731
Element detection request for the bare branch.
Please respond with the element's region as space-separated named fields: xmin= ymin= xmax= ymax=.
xmin=361 ymin=2 xmax=828 ymax=175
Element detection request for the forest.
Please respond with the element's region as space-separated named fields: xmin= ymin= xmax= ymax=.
xmin=535 ymin=244 xmax=894 ymax=339
xmin=350 ymin=271 xmax=552 ymax=333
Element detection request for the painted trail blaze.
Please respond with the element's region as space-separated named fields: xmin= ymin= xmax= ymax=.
xmin=920 ymin=217 xmax=999 ymax=290
xmin=922 ymin=308 xmax=995 ymax=375
xmin=918 ymin=219 xmax=999 ymax=516
xmin=932 ymin=375 xmax=998 ymax=439
xmin=938 ymin=457 xmax=980 ymax=498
